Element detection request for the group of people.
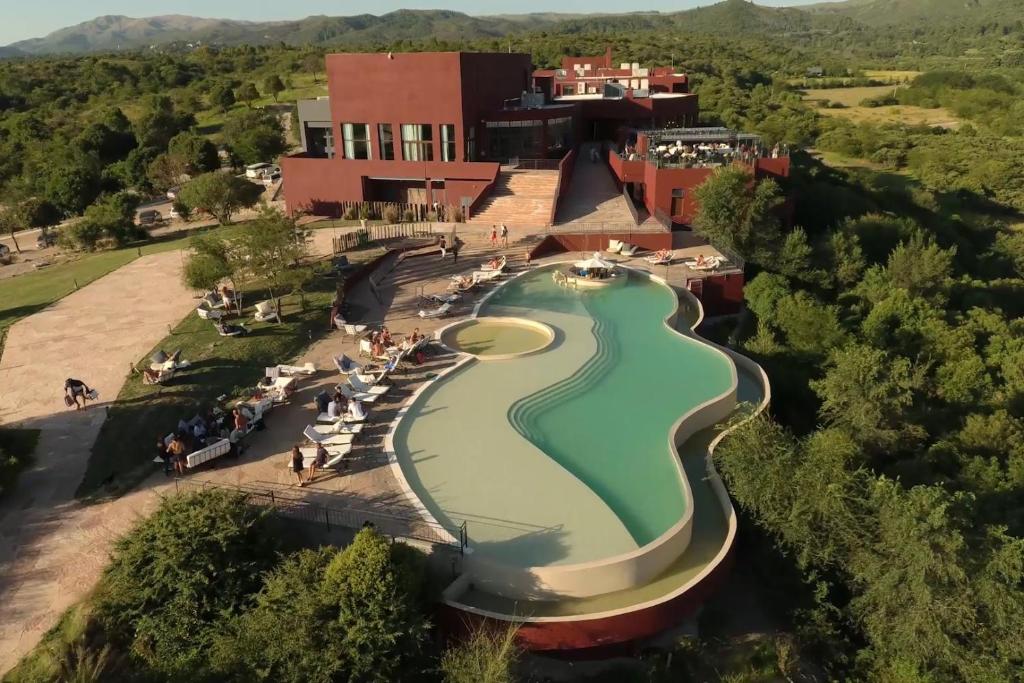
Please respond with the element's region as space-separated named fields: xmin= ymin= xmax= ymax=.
xmin=155 ymin=407 xmax=251 ymax=475
xmin=489 ymin=224 xmax=509 ymax=248
xmin=370 ymin=325 xmax=423 ymax=359
xmin=315 ymin=389 xmax=367 ymax=423
xmin=290 ymin=442 xmax=332 ymax=487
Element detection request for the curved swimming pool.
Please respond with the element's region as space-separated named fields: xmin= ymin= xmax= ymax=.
xmin=389 ymin=264 xmax=736 ymax=594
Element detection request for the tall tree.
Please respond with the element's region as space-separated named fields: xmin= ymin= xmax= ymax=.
xmin=262 ymin=74 xmax=286 ymax=103
xmin=237 ymin=83 xmax=260 ymax=108
xmin=693 ymin=166 xmax=783 ymax=263
xmin=178 ymin=172 xmax=263 ymax=225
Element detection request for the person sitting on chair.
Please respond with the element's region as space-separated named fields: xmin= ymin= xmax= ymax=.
xmin=327 ymin=394 xmax=346 ymax=421
xmin=215 ymin=321 xmax=248 ymax=336
xmin=347 ymin=398 xmax=366 ymax=421
xmin=695 ymin=254 xmax=707 ymax=268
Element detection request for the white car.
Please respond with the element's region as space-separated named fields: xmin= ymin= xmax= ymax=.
xmin=245 ymin=163 xmax=272 ymax=179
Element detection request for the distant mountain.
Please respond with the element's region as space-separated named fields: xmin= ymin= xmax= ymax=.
xmin=804 ymin=0 xmax=1019 ymax=26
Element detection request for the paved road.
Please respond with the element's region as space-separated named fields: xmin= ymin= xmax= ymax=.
xmin=0 ymin=251 xmax=196 ymax=672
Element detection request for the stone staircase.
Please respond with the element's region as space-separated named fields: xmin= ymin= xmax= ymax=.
xmin=469 ymin=170 xmax=560 ymax=227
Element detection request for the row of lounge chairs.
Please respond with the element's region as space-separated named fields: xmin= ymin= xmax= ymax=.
xmin=418 ymin=255 xmax=511 ymax=319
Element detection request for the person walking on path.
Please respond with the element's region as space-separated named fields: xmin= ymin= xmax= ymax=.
xmin=439 ymin=236 xmax=447 ymax=259
xmin=490 ymin=225 xmax=498 ymax=247
xmin=63 ymin=378 xmax=93 ymax=410
xmin=452 ymin=238 xmax=460 ymax=263
xmin=500 ymin=224 xmax=509 ymax=248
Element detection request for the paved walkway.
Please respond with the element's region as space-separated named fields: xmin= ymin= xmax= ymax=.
xmin=555 ymin=142 xmax=636 ymax=226
xmin=0 ymin=251 xmax=196 ymax=672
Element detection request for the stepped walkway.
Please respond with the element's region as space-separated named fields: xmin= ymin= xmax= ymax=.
xmin=468 ymin=170 xmax=559 ymax=227
xmin=555 ymin=142 xmax=637 ymax=227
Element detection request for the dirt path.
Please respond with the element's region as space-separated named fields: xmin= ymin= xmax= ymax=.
xmin=0 ymin=251 xmax=196 ymax=672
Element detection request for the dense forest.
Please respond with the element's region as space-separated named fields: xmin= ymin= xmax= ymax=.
xmin=1 ymin=3 xmax=1023 ymax=680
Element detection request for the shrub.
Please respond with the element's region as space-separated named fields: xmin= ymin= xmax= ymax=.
xmin=92 ymin=490 xmax=280 ymax=679
xmin=402 ymin=208 xmax=416 ymax=222
xmin=452 ymin=207 xmax=465 ymax=222
xmin=171 ymin=198 xmax=192 ymax=221
xmin=382 ymin=205 xmax=400 ymax=223
xmin=342 ymin=205 xmax=358 ymax=220
xmin=440 ymin=623 xmax=522 ymax=683
xmin=358 ymin=203 xmax=370 ymax=220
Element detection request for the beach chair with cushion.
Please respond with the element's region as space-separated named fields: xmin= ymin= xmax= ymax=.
xmin=254 ymin=300 xmax=281 ymax=323
xmin=276 ymin=362 xmax=316 ymax=376
xmin=337 ymin=383 xmax=384 ymax=403
xmin=480 ymin=255 xmax=507 ymax=272
xmin=645 ymin=250 xmax=674 ymax=266
xmin=606 ymin=239 xmax=624 ymax=254
xmin=619 ymin=243 xmax=638 ymax=257
xmin=317 ymin=402 xmax=369 ymax=424
xmin=297 ymin=444 xmax=354 ymax=469
xmin=303 ymin=424 xmax=356 ymax=446
xmin=418 ymin=302 xmax=452 ymax=319
xmin=307 ymin=422 xmax=364 ymax=437
xmin=196 ymin=304 xmax=224 ymax=321
xmin=349 ymin=374 xmax=390 ymax=397
xmin=334 ymin=354 xmax=362 ymax=375
xmin=473 ymin=269 xmax=502 ymax=283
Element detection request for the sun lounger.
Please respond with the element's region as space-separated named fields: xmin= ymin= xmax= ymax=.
xmin=307 ymin=422 xmax=364 ymax=436
xmin=186 ymin=438 xmax=231 ymax=469
xmin=480 ymin=255 xmax=506 ymax=272
xmin=473 ymin=269 xmax=502 ymax=282
xmin=419 ymin=302 xmax=452 ymax=319
xmin=276 ymin=362 xmax=316 ymax=376
xmin=606 ymin=239 xmax=623 ymax=254
xmin=338 ymin=383 xmax=384 ymax=403
xmin=317 ymin=406 xmax=368 ymax=424
xmin=303 ymin=424 xmax=356 ymax=446
xmin=196 ymin=305 xmax=224 ymax=321
xmin=689 ymin=256 xmax=722 ymax=271
xmin=349 ymin=374 xmax=390 ymax=396
xmin=619 ymin=243 xmax=638 ymax=256
xmin=337 ymin=322 xmax=368 ymax=340
xmin=334 ymin=354 xmax=361 ymax=374
xmin=254 ymin=300 xmax=281 ymax=323
xmin=645 ymin=250 xmax=674 ymax=265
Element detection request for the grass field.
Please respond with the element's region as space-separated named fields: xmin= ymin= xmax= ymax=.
xmin=863 ymin=69 xmax=922 ymax=83
xmin=802 ymin=86 xmax=960 ymax=128
xmin=194 ymin=72 xmax=327 ymax=141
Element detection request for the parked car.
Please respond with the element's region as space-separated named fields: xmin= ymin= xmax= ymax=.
xmin=137 ymin=209 xmax=162 ymax=226
xmin=0 ymin=243 xmax=10 ymax=263
xmin=245 ymin=162 xmax=272 ymax=179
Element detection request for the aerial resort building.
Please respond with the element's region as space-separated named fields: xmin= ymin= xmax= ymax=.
xmin=279 ymin=49 xmax=779 ymax=652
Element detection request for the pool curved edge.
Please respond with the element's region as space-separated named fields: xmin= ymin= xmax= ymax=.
xmin=440 ymin=274 xmax=772 ymax=651
xmin=438 ymin=316 xmax=556 ymax=361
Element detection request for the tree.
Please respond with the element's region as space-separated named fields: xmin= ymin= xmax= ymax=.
xmin=810 ymin=344 xmax=926 ymax=453
xmin=222 ymin=110 xmax=286 ymax=165
xmin=0 ymin=197 xmax=60 ymax=253
xmin=182 ymin=236 xmax=232 ymax=291
xmin=209 ymin=82 xmax=236 ymax=112
xmin=58 ymin=192 xmax=142 ymax=251
xmin=146 ymin=152 xmax=189 ymax=193
xmin=302 ymin=53 xmax=323 ymax=83
xmin=229 ymin=207 xmax=309 ymax=308
xmin=178 ymin=172 xmax=263 ymax=225
xmin=93 ymin=490 xmax=280 ymax=679
xmin=693 ymin=166 xmax=783 ymax=263
xmin=774 ymin=291 xmax=847 ymax=356
xmin=262 ymin=74 xmax=286 ymax=102
xmin=44 ymin=158 xmax=102 ymax=216
xmin=133 ymin=95 xmax=195 ymax=151
xmin=743 ymin=272 xmax=791 ymax=323
xmin=168 ymin=131 xmax=220 ymax=174
xmin=440 ymin=624 xmax=522 ymax=683
xmin=237 ymin=82 xmax=260 ymax=108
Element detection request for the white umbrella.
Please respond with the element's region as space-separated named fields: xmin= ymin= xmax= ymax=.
xmin=574 ymin=252 xmax=616 ymax=270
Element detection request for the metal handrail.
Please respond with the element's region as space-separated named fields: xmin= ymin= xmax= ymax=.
xmin=174 ymin=478 xmax=467 ymax=552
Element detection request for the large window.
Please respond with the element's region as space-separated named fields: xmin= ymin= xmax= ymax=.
xmin=440 ymin=124 xmax=457 ymax=162
xmin=378 ymin=123 xmax=394 ymax=160
xmin=341 ymin=123 xmax=371 ymax=160
xmin=401 ymin=124 xmax=433 ymax=161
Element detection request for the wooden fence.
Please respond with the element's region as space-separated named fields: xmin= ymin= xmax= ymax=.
xmin=332 ymin=200 xmax=459 ymax=223
xmin=331 ymin=223 xmax=437 ymax=253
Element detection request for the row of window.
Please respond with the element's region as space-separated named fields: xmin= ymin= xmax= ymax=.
xmin=341 ymin=123 xmax=458 ymax=162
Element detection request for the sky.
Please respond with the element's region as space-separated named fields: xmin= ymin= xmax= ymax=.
xmin=1 ymin=0 xmax=826 ymax=46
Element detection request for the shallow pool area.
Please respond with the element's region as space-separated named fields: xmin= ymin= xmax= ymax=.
xmin=440 ymin=318 xmax=554 ymax=359
xmin=390 ymin=263 xmax=737 ymax=595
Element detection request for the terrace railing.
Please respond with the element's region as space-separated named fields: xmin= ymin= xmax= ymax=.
xmin=175 ymin=478 xmax=468 ymax=552
xmin=508 ymin=158 xmax=563 ymax=171
xmin=332 ymin=222 xmax=437 ymax=253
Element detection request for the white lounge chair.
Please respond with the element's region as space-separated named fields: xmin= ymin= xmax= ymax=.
xmin=303 ymin=424 xmax=356 ymax=446
xmin=358 ymin=355 xmax=398 ymax=385
xmin=473 ymin=269 xmax=502 ymax=282
xmin=337 ymin=322 xmax=368 ymax=340
xmin=307 ymin=422 xmax=364 ymax=436
xmin=606 ymin=239 xmax=623 ymax=254
xmin=619 ymin=243 xmax=638 ymax=257
xmin=419 ymin=302 xmax=452 ymax=319
xmin=480 ymin=255 xmax=506 ymax=272
xmin=254 ymin=300 xmax=281 ymax=323
xmin=196 ymin=305 xmax=224 ymax=321
xmin=276 ymin=362 xmax=316 ymax=376
xmin=349 ymin=374 xmax=390 ymax=397
xmin=334 ymin=354 xmax=362 ymax=375
xmin=690 ymin=256 xmax=722 ymax=271
xmin=338 ymin=383 xmax=383 ymax=403
xmin=645 ymin=250 xmax=674 ymax=265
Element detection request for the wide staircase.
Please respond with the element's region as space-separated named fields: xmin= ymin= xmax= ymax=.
xmin=469 ymin=170 xmax=560 ymax=227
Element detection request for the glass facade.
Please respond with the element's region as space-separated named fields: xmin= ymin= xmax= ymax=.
xmin=441 ymin=124 xmax=457 ymax=162
xmin=378 ymin=123 xmax=394 ymax=160
xmin=485 ymin=119 xmax=544 ymax=160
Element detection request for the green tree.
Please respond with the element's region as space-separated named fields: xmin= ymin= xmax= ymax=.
xmin=237 ymin=82 xmax=260 ymax=108
xmin=210 ymin=82 xmax=236 ymax=112
xmin=229 ymin=207 xmax=309 ymax=307
xmin=0 ymin=197 xmax=60 ymax=253
xmin=44 ymin=159 xmax=101 ymax=216
xmin=810 ymin=344 xmax=926 ymax=452
xmin=262 ymin=74 xmax=286 ymax=102
xmin=222 ymin=109 xmax=286 ymax=165
xmin=774 ymin=291 xmax=847 ymax=356
xmin=693 ymin=166 xmax=783 ymax=263
xmin=93 ymin=490 xmax=280 ymax=680
xmin=179 ymin=172 xmax=263 ymax=225
xmin=58 ymin=192 xmax=142 ymax=251
xmin=743 ymin=272 xmax=791 ymax=323
xmin=302 ymin=53 xmax=323 ymax=83
xmin=168 ymin=131 xmax=220 ymax=174
xmin=182 ymin=234 xmax=233 ymax=291
xmin=827 ymin=230 xmax=866 ymax=288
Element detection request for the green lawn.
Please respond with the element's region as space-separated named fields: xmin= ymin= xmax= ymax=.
xmin=0 ymin=427 xmax=41 ymax=498
xmin=77 ymin=247 xmax=382 ymax=500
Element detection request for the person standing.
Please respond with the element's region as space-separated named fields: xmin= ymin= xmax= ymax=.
xmin=490 ymin=225 xmax=498 ymax=247
xmin=451 ymin=237 xmax=460 ymax=263
xmin=291 ymin=445 xmax=305 ymax=486
xmin=439 ymin=236 xmax=447 ymax=259
xmin=167 ymin=433 xmax=187 ymax=475
xmin=500 ymin=224 xmax=509 ymax=248
xmin=64 ymin=378 xmax=93 ymax=410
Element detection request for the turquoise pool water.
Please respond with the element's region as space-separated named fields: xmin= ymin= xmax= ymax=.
xmin=391 ymin=264 xmax=736 ymax=567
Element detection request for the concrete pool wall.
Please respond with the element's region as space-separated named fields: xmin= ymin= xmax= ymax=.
xmin=387 ymin=263 xmax=739 ymax=600
xmin=438 ymin=282 xmax=773 ymax=651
